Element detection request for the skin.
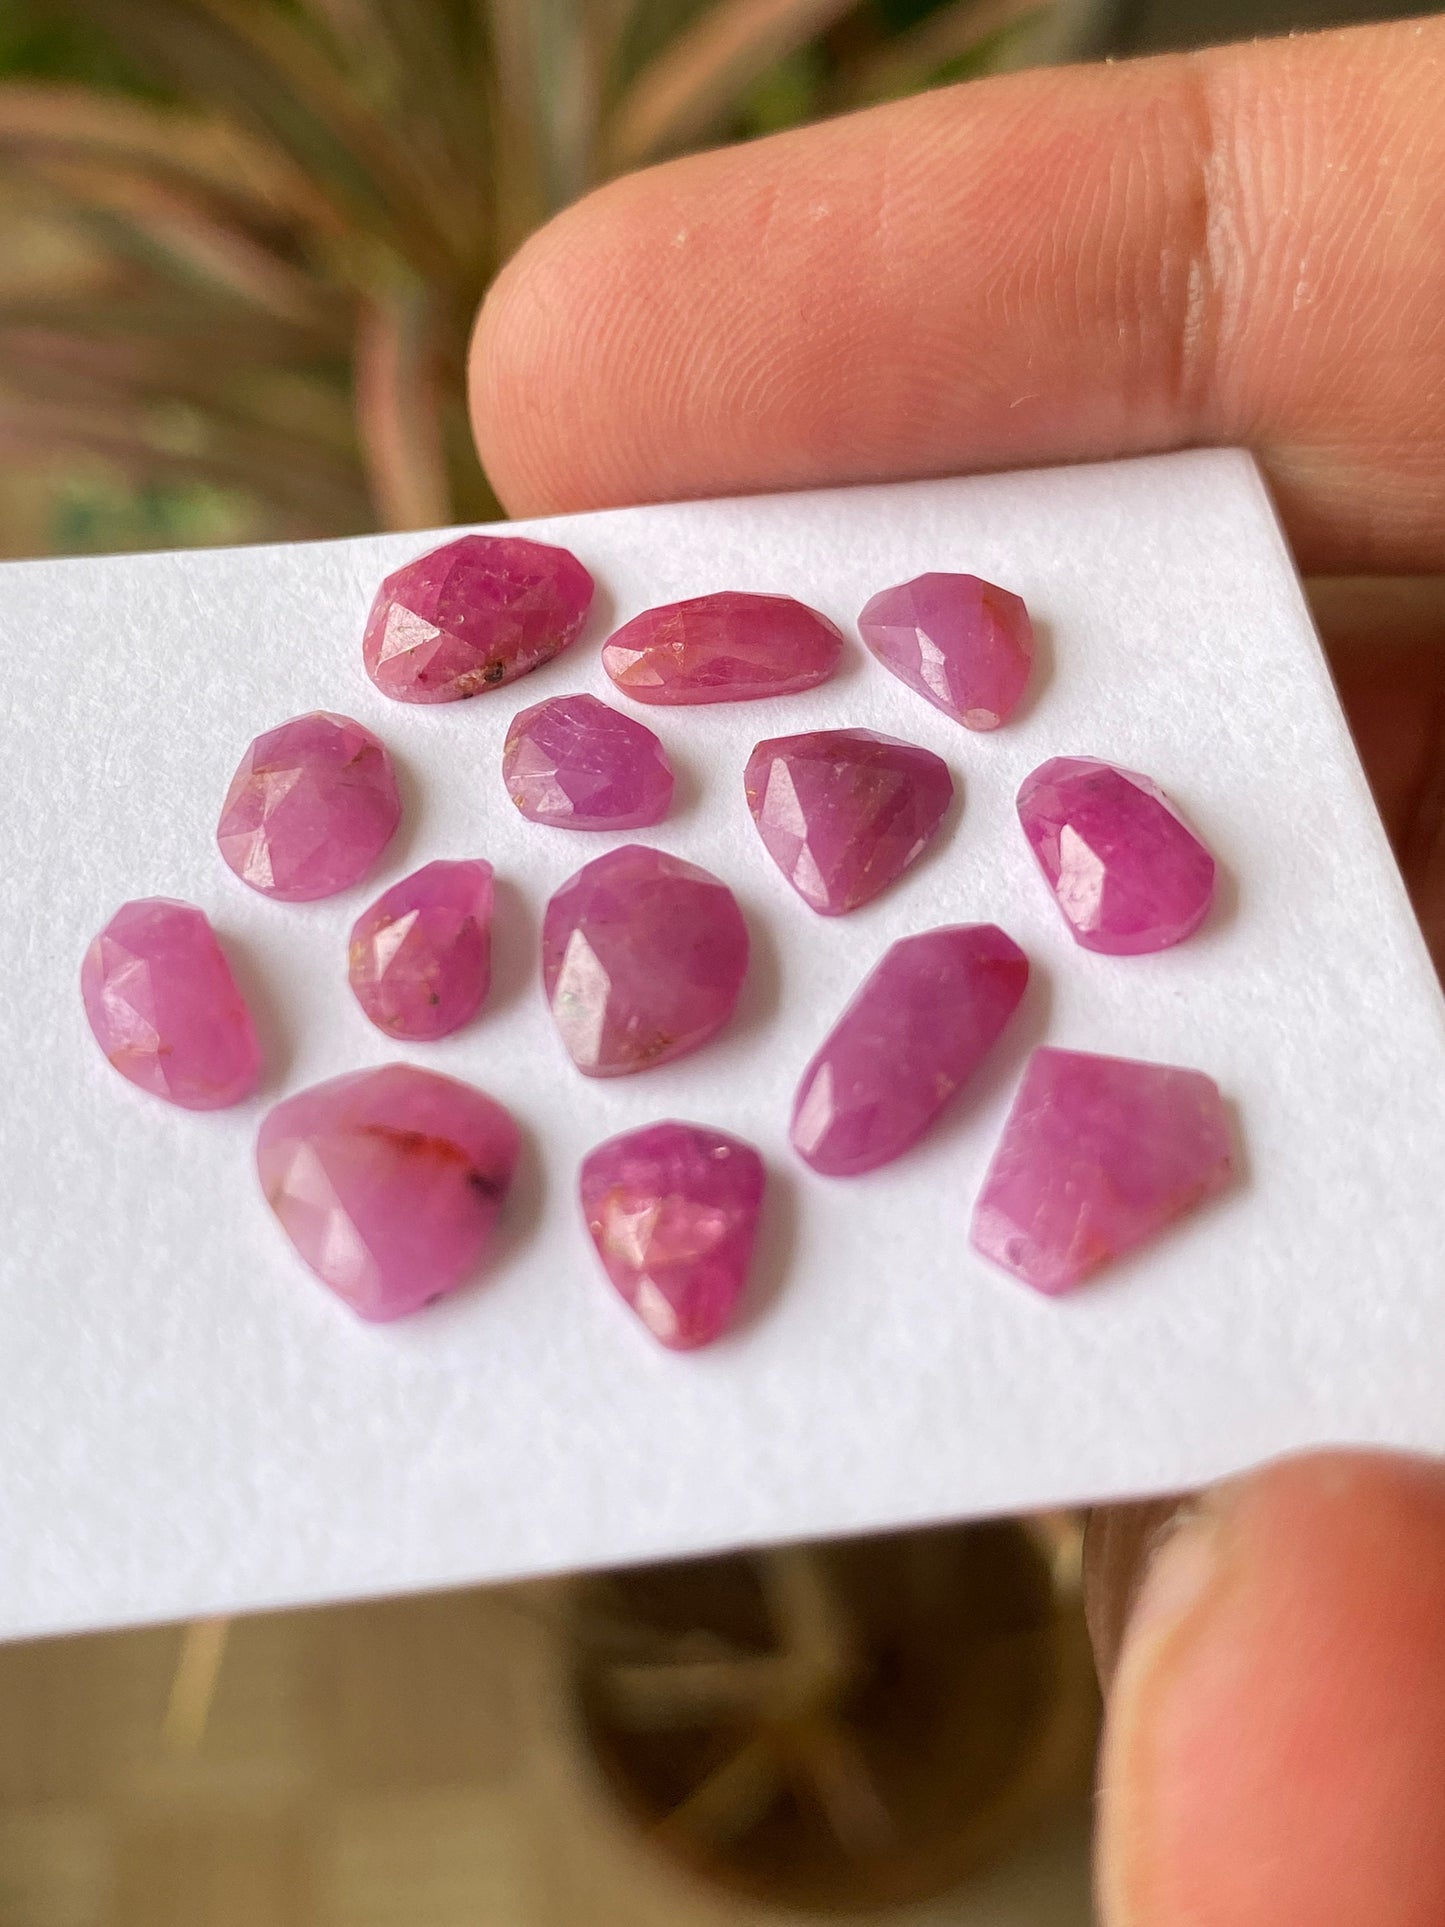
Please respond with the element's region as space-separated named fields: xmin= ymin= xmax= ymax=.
xmin=469 ymin=19 xmax=1445 ymax=1922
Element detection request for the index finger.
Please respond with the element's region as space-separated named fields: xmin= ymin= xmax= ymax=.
xmin=470 ymin=17 xmax=1445 ymax=574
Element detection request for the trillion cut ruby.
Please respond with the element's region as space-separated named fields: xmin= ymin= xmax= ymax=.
xmin=256 ymin=1064 xmax=520 ymax=1320
xmin=502 ymin=693 xmax=674 ymax=829
xmin=348 ymin=859 xmax=494 ymax=1040
xmin=363 ymin=533 xmax=594 ymax=703
xmin=792 ymin=926 xmax=1029 ymax=1175
xmin=971 ymin=1047 xmax=1234 ymax=1293
xmin=542 ymin=845 xmax=748 ymax=1076
xmin=81 ymin=898 xmax=261 ymax=1110
xmin=1017 ymin=757 xmax=1216 ymax=954
xmin=744 ymin=727 xmax=953 ymax=915
xmin=859 ymin=572 xmax=1033 ymax=730
xmin=580 ymin=1121 xmax=765 ymax=1349
xmin=217 ymin=711 xmax=401 ymax=901
xmin=602 ymin=592 xmax=843 ymax=703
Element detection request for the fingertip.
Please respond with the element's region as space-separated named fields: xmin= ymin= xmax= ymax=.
xmin=1098 ymin=1450 xmax=1445 ymax=1927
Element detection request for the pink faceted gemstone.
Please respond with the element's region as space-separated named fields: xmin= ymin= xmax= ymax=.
xmin=217 ymin=711 xmax=401 ymax=902
xmin=602 ymin=592 xmax=843 ymax=703
xmin=541 ymin=845 xmax=749 ymax=1076
xmin=502 ymin=693 xmax=674 ymax=830
xmin=971 ymin=1047 xmax=1234 ymax=1294
xmin=744 ymin=727 xmax=954 ymax=915
xmin=859 ymin=572 xmax=1033 ymax=730
xmin=362 ymin=533 xmax=594 ymax=704
xmin=256 ymin=1063 xmax=520 ymax=1320
xmin=1017 ymin=757 xmax=1216 ymax=954
xmin=580 ymin=1121 xmax=765 ymax=1349
xmin=792 ymin=925 xmax=1029 ymax=1175
xmin=348 ymin=859 xmax=494 ymax=1040
xmin=81 ymin=897 xmax=261 ymax=1110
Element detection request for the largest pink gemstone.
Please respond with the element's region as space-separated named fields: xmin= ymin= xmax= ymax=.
xmin=791 ymin=926 xmax=1029 ymax=1175
xmin=362 ymin=533 xmax=594 ymax=703
xmin=1017 ymin=757 xmax=1216 ymax=954
xmin=970 ymin=1047 xmax=1234 ymax=1294
xmin=256 ymin=1064 xmax=520 ymax=1320
xmin=580 ymin=1122 xmax=765 ymax=1349
xmin=541 ymin=845 xmax=749 ymax=1076
xmin=745 ymin=727 xmax=954 ymax=915
xmin=81 ymin=897 xmax=261 ymax=1110
xmin=602 ymin=592 xmax=844 ymax=703
xmin=217 ymin=711 xmax=401 ymax=901
xmin=858 ymin=572 xmax=1033 ymax=730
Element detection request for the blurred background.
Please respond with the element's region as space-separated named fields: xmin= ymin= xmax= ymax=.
xmin=0 ymin=2 xmax=1418 ymax=1922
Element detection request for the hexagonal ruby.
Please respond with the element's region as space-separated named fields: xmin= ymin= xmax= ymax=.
xmin=745 ymin=727 xmax=954 ymax=915
xmin=363 ymin=533 xmax=594 ymax=704
xmin=541 ymin=845 xmax=748 ymax=1076
xmin=1017 ymin=757 xmax=1216 ymax=954
xmin=502 ymin=693 xmax=674 ymax=830
xmin=81 ymin=897 xmax=261 ymax=1110
xmin=256 ymin=1063 xmax=520 ymax=1320
xmin=348 ymin=859 xmax=494 ymax=1041
xmin=859 ymin=572 xmax=1033 ymax=730
xmin=217 ymin=711 xmax=401 ymax=902
xmin=970 ymin=1047 xmax=1234 ymax=1293
xmin=791 ymin=926 xmax=1029 ymax=1175
xmin=602 ymin=592 xmax=843 ymax=703
xmin=580 ymin=1121 xmax=765 ymax=1348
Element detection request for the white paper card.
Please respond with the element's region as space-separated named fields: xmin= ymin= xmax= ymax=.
xmin=2 ymin=450 xmax=1443 ymax=1642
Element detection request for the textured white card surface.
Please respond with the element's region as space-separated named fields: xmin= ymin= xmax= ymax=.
xmin=2 ymin=449 xmax=1442 ymax=1642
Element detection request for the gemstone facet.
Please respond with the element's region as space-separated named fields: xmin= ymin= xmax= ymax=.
xmin=542 ymin=845 xmax=748 ymax=1076
xmin=744 ymin=727 xmax=954 ymax=915
xmin=217 ymin=710 xmax=401 ymax=901
xmin=256 ymin=1064 xmax=520 ymax=1320
xmin=1017 ymin=756 xmax=1216 ymax=954
xmin=859 ymin=571 xmax=1033 ymax=730
xmin=970 ymin=1047 xmax=1233 ymax=1293
xmin=81 ymin=898 xmax=262 ymax=1110
xmin=502 ymin=693 xmax=674 ymax=830
xmin=348 ymin=859 xmax=494 ymax=1040
xmin=602 ymin=592 xmax=844 ymax=703
xmin=580 ymin=1121 xmax=765 ymax=1349
xmin=792 ymin=926 xmax=1029 ymax=1175
xmin=362 ymin=533 xmax=594 ymax=704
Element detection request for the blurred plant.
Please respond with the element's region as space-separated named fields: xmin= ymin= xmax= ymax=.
xmin=0 ymin=0 xmax=1072 ymax=556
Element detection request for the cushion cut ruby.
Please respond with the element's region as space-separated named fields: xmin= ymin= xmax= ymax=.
xmin=744 ymin=727 xmax=954 ymax=915
xmin=81 ymin=898 xmax=262 ymax=1111
xmin=541 ymin=845 xmax=748 ymax=1076
xmin=580 ymin=1121 xmax=765 ymax=1349
xmin=970 ymin=1047 xmax=1234 ymax=1293
xmin=256 ymin=1064 xmax=520 ymax=1320
xmin=217 ymin=711 xmax=401 ymax=902
xmin=363 ymin=533 xmax=594 ymax=704
xmin=602 ymin=591 xmax=843 ymax=703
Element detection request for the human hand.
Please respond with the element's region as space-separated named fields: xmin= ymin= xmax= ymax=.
xmin=469 ymin=18 xmax=1445 ymax=1922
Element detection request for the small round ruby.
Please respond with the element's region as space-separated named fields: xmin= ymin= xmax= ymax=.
xmin=348 ymin=860 xmax=494 ymax=1041
xmin=502 ymin=693 xmax=674 ymax=830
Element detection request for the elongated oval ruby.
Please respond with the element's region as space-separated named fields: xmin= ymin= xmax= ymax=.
xmin=970 ymin=1047 xmax=1234 ymax=1293
xmin=81 ymin=898 xmax=262 ymax=1110
xmin=859 ymin=572 xmax=1033 ymax=729
xmin=602 ymin=591 xmax=843 ymax=703
xmin=745 ymin=727 xmax=954 ymax=915
xmin=363 ymin=533 xmax=594 ymax=703
xmin=217 ymin=711 xmax=401 ymax=901
xmin=1017 ymin=757 xmax=1216 ymax=954
xmin=348 ymin=859 xmax=494 ymax=1040
xmin=502 ymin=693 xmax=674 ymax=829
xmin=256 ymin=1064 xmax=520 ymax=1320
xmin=580 ymin=1121 xmax=765 ymax=1349
xmin=792 ymin=926 xmax=1029 ymax=1175
xmin=541 ymin=845 xmax=749 ymax=1076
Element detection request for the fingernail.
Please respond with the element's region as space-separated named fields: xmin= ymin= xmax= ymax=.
xmin=1125 ymin=1503 xmax=1221 ymax=1653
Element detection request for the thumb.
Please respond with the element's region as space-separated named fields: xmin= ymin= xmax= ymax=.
xmin=1093 ymin=1450 xmax=1445 ymax=1927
